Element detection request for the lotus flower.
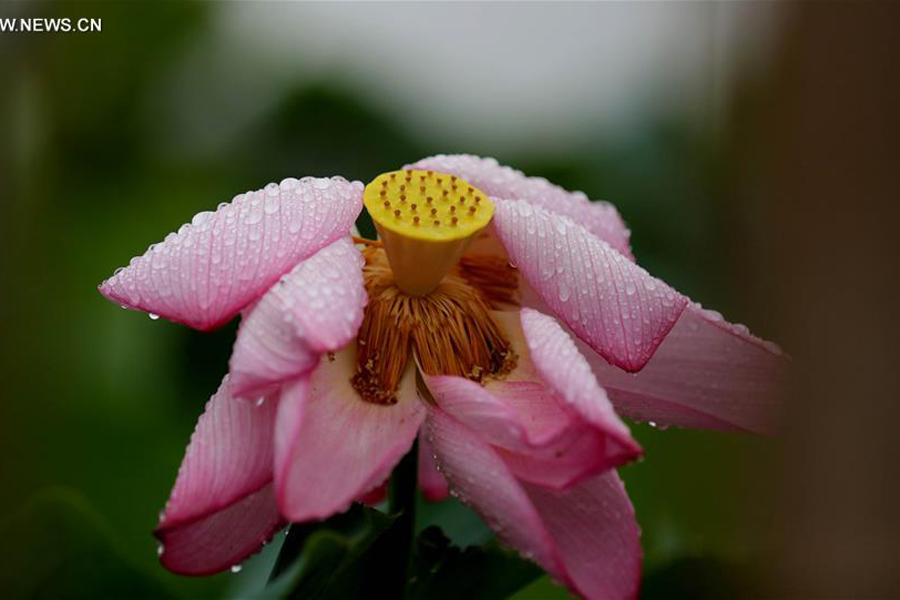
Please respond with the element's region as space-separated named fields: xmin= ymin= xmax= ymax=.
xmin=98 ymin=154 xmax=787 ymax=600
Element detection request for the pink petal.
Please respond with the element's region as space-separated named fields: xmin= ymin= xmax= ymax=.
xmin=425 ymin=375 xmax=568 ymax=454
xmin=155 ymin=376 xmax=281 ymax=575
xmin=522 ymin=472 xmax=642 ymax=600
xmin=274 ymin=348 xmax=425 ymax=522
xmin=418 ymin=431 xmax=449 ymax=501
xmin=426 ymin=409 xmax=641 ymax=600
xmin=425 ymin=409 xmax=564 ymax=573
xmin=99 ymin=177 xmax=363 ymax=331
xmin=492 ymin=198 xmax=687 ymax=372
xmin=424 ymin=311 xmax=639 ymax=489
xmin=356 ymin=480 xmax=388 ymax=506
xmin=228 ymin=237 xmax=367 ymax=398
xmin=494 ymin=429 xmax=629 ymax=491
xmin=584 ymin=302 xmax=789 ymax=434
xmin=157 ymin=484 xmax=282 ymax=576
xmin=406 ymin=154 xmax=633 ymax=259
xmin=518 ymin=307 xmax=633 ymax=441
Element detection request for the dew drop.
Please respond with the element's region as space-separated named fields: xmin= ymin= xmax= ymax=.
xmin=149 ymin=313 xmax=160 ymax=320
xmin=246 ymin=209 xmax=263 ymax=225
xmin=192 ymin=211 xmax=214 ymax=227
xmin=553 ymin=217 xmax=568 ymax=234
xmin=264 ymin=194 xmax=280 ymax=215
xmin=230 ymin=564 xmax=243 ymax=573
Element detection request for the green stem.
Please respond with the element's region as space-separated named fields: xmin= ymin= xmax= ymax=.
xmin=391 ymin=438 xmax=419 ymax=577
xmin=377 ymin=438 xmax=419 ymax=600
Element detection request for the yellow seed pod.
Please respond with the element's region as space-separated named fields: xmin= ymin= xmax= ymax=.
xmin=364 ymin=169 xmax=494 ymax=296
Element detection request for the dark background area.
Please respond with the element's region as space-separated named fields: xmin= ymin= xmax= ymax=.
xmin=1 ymin=2 xmax=897 ymax=599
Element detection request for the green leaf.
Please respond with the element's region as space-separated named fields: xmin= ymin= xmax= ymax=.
xmin=257 ymin=504 xmax=397 ymax=600
xmin=0 ymin=487 xmax=179 ymax=600
xmin=416 ymin=495 xmax=494 ymax=547
xmin=405 ymin=526 xmax=541 ymax=600
xmin=508 ymin=575 xmax=576 ymax=600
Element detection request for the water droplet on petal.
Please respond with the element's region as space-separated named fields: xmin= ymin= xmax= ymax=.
xmin=192 ymin=211 xmax=214 ymax=227
xmin=246 ymin=208 xmax=263 ymax=225
xmin=280 ymin=177 xmax=298 ymax=191
xmin=264 ymin=193 xmax=280 ymax=214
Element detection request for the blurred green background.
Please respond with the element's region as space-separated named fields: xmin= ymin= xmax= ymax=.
xmin=0 ymin=2 xmax=813 ymax=599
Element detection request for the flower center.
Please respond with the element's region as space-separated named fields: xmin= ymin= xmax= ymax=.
xmin=363 ymin=169 xmax=494 ymax=296
xmin=351 ymin=247 xmax=518 ymax=405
